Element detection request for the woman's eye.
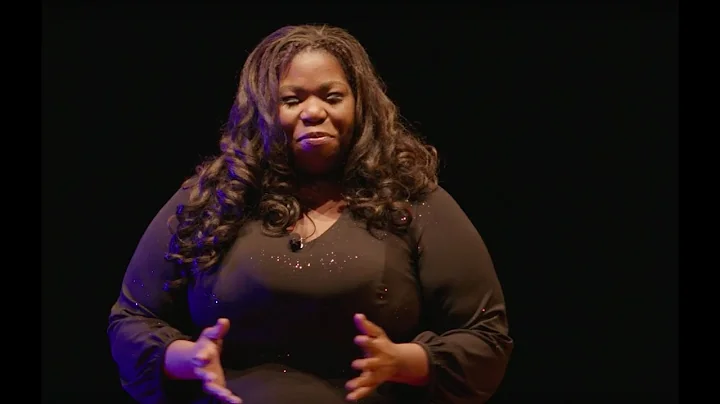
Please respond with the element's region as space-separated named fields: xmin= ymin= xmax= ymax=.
xmin=281 ymin=97 xmax=299 ymax=105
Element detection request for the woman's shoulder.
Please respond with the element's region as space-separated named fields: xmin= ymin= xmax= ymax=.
xmin=151 ymin=176 xmax=198 ymax=225
xmin=413 ymin=183 xmax=457 ymax=210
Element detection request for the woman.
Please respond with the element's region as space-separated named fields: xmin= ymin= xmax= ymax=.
xmin=108 ymin=24 xmax=513 ymax=404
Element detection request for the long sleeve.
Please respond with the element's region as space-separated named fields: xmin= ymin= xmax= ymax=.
xmin=410 ymin=187 xmax=513 ymax=404
xmin=107 ymin=187 xmax=201 ymax=404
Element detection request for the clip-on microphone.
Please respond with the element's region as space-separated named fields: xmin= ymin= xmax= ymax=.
xmin=289 ymin=233 xmax=304 ymax=252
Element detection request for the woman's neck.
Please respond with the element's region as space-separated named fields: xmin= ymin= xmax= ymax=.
xmin=296 ymin=178 xmax=344 ymax=211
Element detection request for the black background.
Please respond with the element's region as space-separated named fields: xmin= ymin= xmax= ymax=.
xmin=42 ymin=4 xmax=678 ymax=403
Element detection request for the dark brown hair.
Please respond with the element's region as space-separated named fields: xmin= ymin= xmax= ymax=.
xmin=165 ymin=24 xmax=438 ymax=273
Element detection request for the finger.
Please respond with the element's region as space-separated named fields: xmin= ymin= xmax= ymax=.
xmin=354 ymin=313 xmax=385 ymax=338
xmin=203 ymin=381 xmax=242 ymax=404
xmin=192 ymin=345 xmax=217 ymax=366
xmin=193 ymin=368 xmax=242 ymax=403
xmin=351 ymin=357 xmax=382 ymax=371
xmin=192 ymin=348 xmax=209 ymax=365
xmin=226 ymin=395 xmax=243 ymax=404
xmin=346 ymin=386 xmax=374 ymax=402
xmin=193 ymin=367 xmax=217 ymax=383
xmin=214 ymin=318 xmax=231 ymax=338
xmin=191 ymin=355 xmax=211 ymax=367
xmin=202 ymin=318 xmax=231 ymax=340
xmin=345 ymin=371 xmax=376 ymax=390
xmin=353 ymin=335 xmax=376 ymax=352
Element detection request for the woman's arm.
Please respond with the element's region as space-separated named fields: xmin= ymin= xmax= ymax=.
xmin=107 ymin=186 xmax=202 ymax=403
xmin=409 ymin=186 xmax=514 ymax=403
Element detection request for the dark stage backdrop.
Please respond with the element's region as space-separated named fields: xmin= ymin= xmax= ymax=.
xmin=42 ymin=4 xmax=678 ymax=403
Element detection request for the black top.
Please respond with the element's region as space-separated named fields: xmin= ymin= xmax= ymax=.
xmin=108 ymin=185 xmax=513 ymax=404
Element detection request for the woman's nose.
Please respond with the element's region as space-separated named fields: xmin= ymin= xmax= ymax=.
xmin=299 ymin=101 xmax=327 ymax=124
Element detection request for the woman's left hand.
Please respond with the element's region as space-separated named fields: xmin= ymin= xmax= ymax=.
xmin=345 ymin=313 xmax=402 ymax=401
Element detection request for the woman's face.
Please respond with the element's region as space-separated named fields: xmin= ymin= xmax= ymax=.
xmin=278 ymin=50 xmax=356 ymax=177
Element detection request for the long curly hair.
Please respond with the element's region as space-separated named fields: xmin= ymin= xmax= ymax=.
xmin=165 ymin=24 xmax=439 ymax=273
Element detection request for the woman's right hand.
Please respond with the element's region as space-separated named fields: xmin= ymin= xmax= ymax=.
xmin=190 ymin=318 xmax=242 ymax=404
